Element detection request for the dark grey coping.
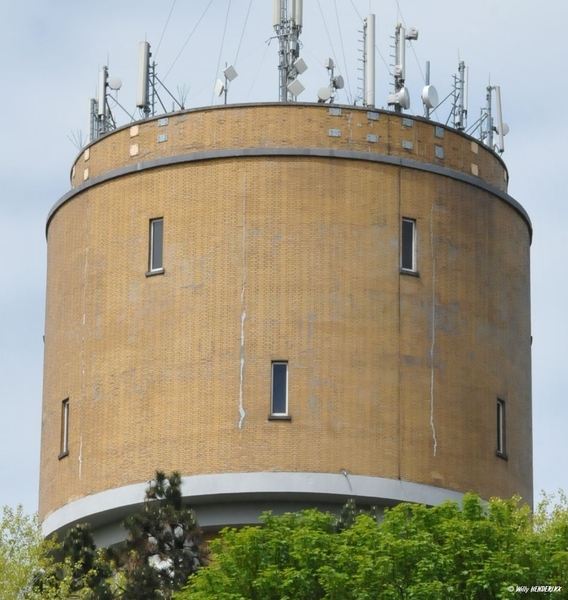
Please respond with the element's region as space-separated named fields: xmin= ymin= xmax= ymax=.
xmin=48 ymin=147 xmax=532 ymax=239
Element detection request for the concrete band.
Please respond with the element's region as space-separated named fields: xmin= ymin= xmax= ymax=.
xmin=46 ymin=147 xmax=532 ymax=236
xmin=42 ymin=471 xmax=465 ymax=539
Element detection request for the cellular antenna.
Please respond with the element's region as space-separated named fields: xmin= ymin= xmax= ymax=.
xmin=136 ymin=41 xmax=152 ymax=118
xmin=479 ymin=84 xmax=508 ymax=154
xmin=388 ymin=23 xmax=418 ymax=112
xmin=273 ymin=0 xmax=306 ymax=102
xmin=90 ymin=65 xmax=119 ymax=140
xmin=98 ymin=66 xmax=108 ymax=120
xmin=363 ymin=14 xmax=376 ymax=107
xmin=494 ymin=85 xmax=505 ymax=154
xmin=453 ymin=61 xmax=469 ymax=130
xmin=134 ymin=41 xmax=184 ymax=118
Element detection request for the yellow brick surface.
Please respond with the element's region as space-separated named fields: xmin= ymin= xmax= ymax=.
xmin=40 ymin=105 xmax=531 ymax=523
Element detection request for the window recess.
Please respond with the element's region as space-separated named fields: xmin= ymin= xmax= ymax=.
xmin=147 ymin=217 xmax=164 ymax=275
xmin=269 ymin=361 xmax=290 ymax=420
xmin=59 ymin=399 xmax=69 ymax=459
xmin=496 ymin=398 xmax=508 ymax=459
xmin=401 ymin=218 xmax=417 ymax=273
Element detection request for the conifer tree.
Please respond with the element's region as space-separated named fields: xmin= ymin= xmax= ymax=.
xmin=120 ymin=471 xmax=207 ymax=599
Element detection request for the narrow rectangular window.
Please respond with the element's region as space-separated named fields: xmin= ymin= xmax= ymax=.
xmin=271 ymin=362 xmax=288 ymax=415
xmin=401 ymin=218 xmax=416 ymax=272
xmin=59 ymin=399 xmax=69 ymax=459
xmin=496 ymin=398 xmax=507 ymax=458
xmin=149 ymin=218 xmax=164 ymax=273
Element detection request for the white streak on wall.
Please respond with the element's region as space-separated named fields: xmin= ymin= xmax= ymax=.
xmin=80 ymin=247 xmax=89 ymax=477
xmin=78 ymin=435 xmax=83 ymax=479
xmin=238 ymin=174 xmax=247 ymax=429
xmin=429 ymin=204 xmax=438 ymax=457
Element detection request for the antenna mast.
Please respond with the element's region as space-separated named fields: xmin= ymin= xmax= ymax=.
xmin=273 ymin=0 xmax=306 ymax=102
xmin=453 ymin=61 xmax=468 ymax=130
xmin=388 ymin=23 xmax=417 ymax=112
xmin=363 ymin=14 xmax=376 ymax=107
xmin=480 ymin=84 xmax=506 ymax=153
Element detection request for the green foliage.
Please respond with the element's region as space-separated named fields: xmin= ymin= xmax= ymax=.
xmin=0 ymin=505 xmax=62 ymax=600
xmin=177 ymin=493 xmax=568 ymax=600
xmin=29 ymin=471 xmax=207 ymax=599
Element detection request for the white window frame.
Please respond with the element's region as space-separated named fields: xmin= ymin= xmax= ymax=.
xmin=271 ymin=361 xmax=289 ymax=416
xmin=148 ymin=217 xmax=164 ymax=273
xmin=401 ymin=217 xmax=416 ymax=272
xmin=59 ymin=399 xmax=69 ymax=459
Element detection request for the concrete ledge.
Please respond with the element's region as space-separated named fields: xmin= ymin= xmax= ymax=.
xmin=42 ymin=471 xmax=465 ymax=542
xmin=47 ymin=147 xmax=532 ymax=238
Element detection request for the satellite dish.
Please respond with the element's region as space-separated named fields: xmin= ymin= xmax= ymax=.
xmin=287 ymin=78 xmax=305 ymax=97
xmin=333 ymin=75 xmax=345 ymax=90
xmin=214 ymin=79 xmax=225 ymax=97
xmin=294 ymin=57 xmax=308 ymax=75
xmin=108 ymin=77 xmax=122 ymax=91
xmin=317 ymin=87 xmax=331 ymax=102
xmin=398 ymin=86 xmax=410 ymax=109
xmin=421 ymin=84 xmax=438 ymax=109
xmin=223 ymin=64 xmax=238 ymax=82
xmin=496 ymin=122 xmax=510 ymax=136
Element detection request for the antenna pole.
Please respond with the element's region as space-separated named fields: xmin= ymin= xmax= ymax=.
xmin=274 ymin=0 xmax=303 ymax=102
xmin=484 ymin=85 xmax=494 ymax=148
xmin=455 ymin=61 xmax=467 ymax=130
xmin=424 ymin=61 xmax=431 ymax=119
xmin=363 ymin=14 xmax=376 ymax=107
xmin=393 ymin=24 xmax=405 ymax=113
xmin=89 ymin=98 xmax=98 ymax=143
xmin=98 ymin=66 xmax=109 ymax=135
xmin=224 ymin=63 xmax=229 ymax=105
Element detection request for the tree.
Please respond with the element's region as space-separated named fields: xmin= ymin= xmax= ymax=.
xmin=0 ymin=504 xmax=64 ymax=600
xmin=177 ymin=493 xmax=568 ymax=600
xmin=119 ymin=471 xmax=208 ymax=599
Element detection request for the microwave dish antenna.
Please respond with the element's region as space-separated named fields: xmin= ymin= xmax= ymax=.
xmin=421 ymin=85 xmax=438 ymax=110
xmin=108 ymin=77 xmax=122 ymax=91
xmin=215 ymin=63 xmax=239 ymax=104
xmin=317 ymin=87 xmax=331 ymax=102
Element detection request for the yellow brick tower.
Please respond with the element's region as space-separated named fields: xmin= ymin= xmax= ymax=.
xmin=39 ymin=8 xmax=532 ymax=546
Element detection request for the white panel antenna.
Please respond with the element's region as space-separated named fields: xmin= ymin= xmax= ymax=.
xmin=287 ymin=78 xmax=305 ymax=97
xmin=494 ymin=85 xmax=505 ymax=153
xmin=294 ymin=0 xmax=303 ymax=28
xmin=98 ymin=67 xmax=107 ymax=118
xmin=273 ymin=0 xmax=282 ymax=27
xmin=364 ymin=14 xmax=376 ymax=107
xmin=223 ymin=64 xmax=238 ymax=82
xmin=214 ymin=79 xmax=225 ymax=97
xmin=294 ymin=57 xmax=308 ymax=74
xmin=217 ymin=64 xmax=239 ymax=104
xmin=136 ymin=41 xmax=151 ymax=113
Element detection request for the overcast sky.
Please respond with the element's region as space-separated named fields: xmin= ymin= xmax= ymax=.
xmin=1 ymin=0 xmax=565 ymax=515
